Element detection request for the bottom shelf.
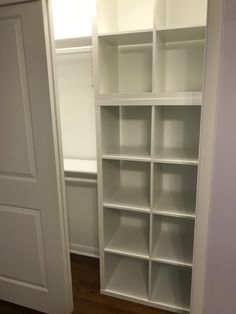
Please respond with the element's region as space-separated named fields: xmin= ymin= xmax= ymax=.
xmin=151 ymin=262 xmax=192 ymax=312
xmin=104 ymin=253 xmax=148 ymax=300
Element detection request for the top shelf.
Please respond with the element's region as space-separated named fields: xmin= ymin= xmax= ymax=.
xmin=157 ymin=25 xmax=206 ymax=42
xmin=97 ymin=0 xmax=155 ymax=34
xmin=97 ymin=0 xmax=207 ymax=34
xmin=98 ymin=30 xmax=153 ymax=45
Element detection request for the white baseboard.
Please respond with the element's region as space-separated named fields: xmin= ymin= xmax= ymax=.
xmin=69 ymin=243 xmax=99 ymax=258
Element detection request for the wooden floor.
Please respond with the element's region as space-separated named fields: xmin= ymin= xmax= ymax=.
xmin=0 ymin=254 xmax=174 ymax=314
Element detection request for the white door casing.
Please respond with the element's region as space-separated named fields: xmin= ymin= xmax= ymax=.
xmin=0 ymin=1 xmax=73 ymax=313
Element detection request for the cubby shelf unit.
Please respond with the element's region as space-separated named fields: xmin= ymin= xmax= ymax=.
xmin=95 ymin=0 xmax=208 ymax=313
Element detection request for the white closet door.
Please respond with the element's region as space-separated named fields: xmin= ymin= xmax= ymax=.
xmin=0 ymin=1 xmax=73 ymax=313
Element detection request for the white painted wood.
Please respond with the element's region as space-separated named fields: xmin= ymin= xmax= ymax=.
xmin=96 ymin=92 xmax=203 ymax=104
xmin=156 ymin=36 xmax=205 ymax=92
xmin=157 ymin=26 xmax=206 ymax=42
xmin=55 ymin=37 xmax=92 ymax=49
xmin=98 ymin=38 xmax=153 ymax=94
xmin=70 ymin=243 xmax=99 ymax=258
xmin=95 ymin=105 xmax=106 ymax=290
xmin=152 ymin=216 xmax=194 ymax=266
xmin=104 ymin=208 xmax=149 ymax=258
xmin=98 ymin=30 xmax=153 ymax=45
xmin=65 ymin=178 xmax=99 ymax=258
xmin=94 ymin=1 xmax=209 ymax=312
xmin=102 ymin=160 xmax=150 ymax=210
xmin=153 ymin=192 xmax=196 ymax=219
xmin=0 ymin=1 xmax=72 ymax=313
xmin=101 ymin=106 xmax=152 ymax=158
xmin=153 ymin=106 xmax=201 ymax=162
xmin=64 ymin=158 xmax=97 ymax=174
xmin=156 ymin=0 xmax=208 ymax=29
xmin=153 ymin=163 xmax=197 ymax=218
xmin=56 ymin=46 xmax=92 ymax=55
xmin=56 ymin=49 xmax=96 ymax=159
xmin=105 ymin=253 xmax=149 ymax=300
xmin=151 ymin=262 xmax=192 ymax=312
xmin=97 ymin=0 xmax=155 ymax=33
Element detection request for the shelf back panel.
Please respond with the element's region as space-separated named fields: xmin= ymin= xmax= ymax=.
xmin=157 ymin=0 xmax=207 ymax=28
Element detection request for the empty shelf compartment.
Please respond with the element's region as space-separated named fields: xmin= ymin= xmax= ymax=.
xmin=153 ymin=163 xmax=198 ymax=217
xmin=154 ymin=106 xmax=201 ymax=163
xmin=155 ymin=31 xmax=205 ymax=92
xmin=97 ymin=0 xmax=154 ymax=33
xmin=151 ymin=262 xmax=192 ymax=311
xmin=103 ymin=159 xmax=150 ymax=210
xmin=101 ymin=106 xmax=151 ymax=158
xmin=104 ymin=207 xmax=149 ymax=257
xmin=152 ymin=216 xmax=194 ymax=266
xmin=105 ymin=253 xmax=149 ymax=300
xmin=98 ymin=34 xmax=153 ymax=93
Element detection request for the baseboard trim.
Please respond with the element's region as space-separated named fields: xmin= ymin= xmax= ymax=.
xmin=69 ymin=243 xmax=99 ymax=258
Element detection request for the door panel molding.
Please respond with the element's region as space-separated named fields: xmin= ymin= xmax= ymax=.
xmin=0 ymin=17 xmax=36 ymax=179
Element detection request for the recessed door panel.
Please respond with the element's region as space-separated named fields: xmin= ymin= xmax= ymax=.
xmin=0 ymin=205 xmax=46 ymax=287
xmin=0 ymin=18 xmax=35 ymax=178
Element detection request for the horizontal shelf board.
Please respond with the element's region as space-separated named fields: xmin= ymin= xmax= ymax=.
xmin=150 ymin=300 xmax=190 ymax=314
xmin=105 ymin=257 xmax=148 ymax=300
xmin=101 ymin=290 xmax=189 ymax=313
xmin=56 ymin=46 xmax=92 ymax=55
xmin=104 ymin=248 xmax=149 ymax=260
xmin=64 ymin=159 xmax=97 ymax=174
xmin=98 ymin=29 xmax=153 ymax=45
xmin=157 ymin=25 xmax=206 ymax=42
xmin=96 ymin=92 xmax=203 ymax=106
xmin=151 ymin=264 xmax=191 ymax=311
xmin=55 ymin=36 xmax=92 ymax=49
xmin=102 ymin=154 xmax=151 ymax=162
xmin=153 ymin=210 xmax=195 ymax=220
xmin=152 ymin=229 xmax=194 ymax=266
xmin=151 ymin=257 xmax=192 ymax=269
xmin=153 ymin=158 xmax=198 ymax=166
xmin=103 ymin=203 xmax=150 ymax=213
xmin=153 ymin=191 xmax=196 ymax=217
xmin=105 ymin=225 xmax=149 ymax=258
xmin=104 ymin=187 xmax=150 ymax=211
xmin=102 ymin=147 xmax=151 ymax=161
xmin=154 ymin=148 xmax=199 ymax=166
xmin=102 ymin=289 xmax=148 ymax=303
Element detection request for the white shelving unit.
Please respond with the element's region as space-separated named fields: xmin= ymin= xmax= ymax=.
xmin=94 ymin=0 xmax=208 ymax=313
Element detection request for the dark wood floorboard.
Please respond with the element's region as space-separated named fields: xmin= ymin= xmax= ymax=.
xmin=0 ymin=254 xmax=175 ymax=314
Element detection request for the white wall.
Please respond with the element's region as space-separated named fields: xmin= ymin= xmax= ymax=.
xmin=51 ymin=0 xmax=97 ymax=160
xmin=51 ymin=0 xmax=95 ymax=39
xmin=202 ymin=1 xmax=236 ymax=313
xmin=56 ymin=52 xmax=96 ymax=160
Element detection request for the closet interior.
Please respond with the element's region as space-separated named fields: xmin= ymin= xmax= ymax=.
xmin=52 ymin=0 xmax=208 ymax=313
